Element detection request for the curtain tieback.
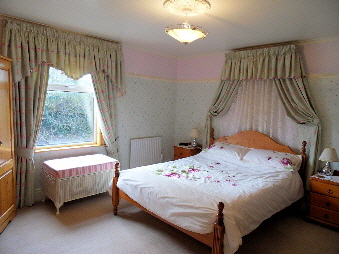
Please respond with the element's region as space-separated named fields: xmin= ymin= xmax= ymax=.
xmin=15 ymin=147 xmax=34 ymax=160
xmin=311 ymin=118 xmax=320 ymax=125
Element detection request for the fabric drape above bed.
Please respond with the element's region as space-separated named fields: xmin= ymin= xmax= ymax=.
xmin=204 ymin=45 xmax=321 ymax=188
xmin=221 ymin=45 xmax=304 ymax=80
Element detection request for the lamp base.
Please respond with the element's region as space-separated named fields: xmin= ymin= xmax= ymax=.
xmin=321 ymin=162 xmax=334 ymax=176
xmin=191 ymin=138 xmax=198 ymax=148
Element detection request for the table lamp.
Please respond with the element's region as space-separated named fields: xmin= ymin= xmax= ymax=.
xmin=319 ymin=147 xmax=339 ymax=175
xmin=190 ymin=128 xmax=200 ymax=148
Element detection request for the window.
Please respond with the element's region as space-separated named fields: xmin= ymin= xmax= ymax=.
xmin=36 ymin=67 xmax=102 ymax=150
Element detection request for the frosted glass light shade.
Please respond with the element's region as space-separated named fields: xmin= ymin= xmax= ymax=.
xmin=319 ymin=148 xmax=339 ymax=162
xmin=165 ymin=23 xmax=208 ymax=44
xmin=190 ymin=128 xmax=200 ymax=138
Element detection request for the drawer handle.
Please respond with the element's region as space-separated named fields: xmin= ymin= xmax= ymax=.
xmin=324 ymin=214 xmax=329 ymax=219
xmin=325 ymin=202 xmax=331 ymax=207
xmin=327 ymin=189 xmax=333 ymax=194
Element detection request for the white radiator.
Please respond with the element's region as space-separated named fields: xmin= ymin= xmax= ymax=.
xmin=129 ymin=136 xmax=163 ymax=168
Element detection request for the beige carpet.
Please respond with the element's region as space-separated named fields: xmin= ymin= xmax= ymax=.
xmin=0 ymin=193 xmax=338 ymax=254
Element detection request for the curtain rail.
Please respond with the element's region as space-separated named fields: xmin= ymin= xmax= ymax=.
xmin=0 ymin=13 xmax=121 ymax=45
xmin=232 ymin=40 xmax=299 ymax=51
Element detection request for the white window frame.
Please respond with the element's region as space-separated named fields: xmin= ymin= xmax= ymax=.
xmin=35 ymin=74 xmax=104 ymax=152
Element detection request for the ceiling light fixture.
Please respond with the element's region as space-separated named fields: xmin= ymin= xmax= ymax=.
xmin=164 ymin=0 xmax=210 ymax=44
xmin=165 ymin=18 xmax=208 ymax=44
xmin=163 ymin=0 xmax=211 ymax=16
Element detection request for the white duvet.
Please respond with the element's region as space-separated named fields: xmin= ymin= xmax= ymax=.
xmin=111 ymin=148 xmax=303 ymax=254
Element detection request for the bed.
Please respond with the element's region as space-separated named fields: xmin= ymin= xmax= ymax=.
xmin=111 ymin=130 xmax=307 ymax=254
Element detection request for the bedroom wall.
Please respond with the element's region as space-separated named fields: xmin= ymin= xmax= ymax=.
xmin=306 ymin=39 xmax=339 ymax=172
xmin=173 ymin=80 xmax=219 ymax=146
xmin=116 ymin=75 xmax=176 ymax=170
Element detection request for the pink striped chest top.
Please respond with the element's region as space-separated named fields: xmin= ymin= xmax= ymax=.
xmin=42 ymin=154 xmax=119 ymax=179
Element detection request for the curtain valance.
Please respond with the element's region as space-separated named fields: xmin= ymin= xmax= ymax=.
xmin=221 ymin=45 xmax=305 ymax=81
xmin=2 ymin=19 xmax=126 ymax=97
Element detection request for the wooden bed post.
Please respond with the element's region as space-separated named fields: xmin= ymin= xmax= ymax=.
xmin=212 ymin=202 xmax=225 ymax=254
xmin=112 ymin=162 xmax=120 ymax=215
xmin=299 ymin=141 xmax=307 ymax=183
xmin=209 ymin=128 xmax=215 ymax=147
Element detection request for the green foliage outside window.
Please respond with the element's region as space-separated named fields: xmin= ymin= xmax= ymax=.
xmin=36 ymin=68 xmax=96 ymax=147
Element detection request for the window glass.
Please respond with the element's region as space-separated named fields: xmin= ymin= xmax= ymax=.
xmin=36 ymin=68 xmax=99 ymax=148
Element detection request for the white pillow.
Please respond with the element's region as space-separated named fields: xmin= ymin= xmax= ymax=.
xmin=206 ymin=142 xmax=251 ymax=160
xmin=243 ymin=149 xmax=302 ymax=171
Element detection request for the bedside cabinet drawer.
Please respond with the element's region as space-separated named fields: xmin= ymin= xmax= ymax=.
xmin=174 ymin=147 xmax=191 ymax=158
xmin=310 ymin=192 xmax=339 ymax=211
xmin=173 ymin=146 xmax=200 ymax=160
xmin=309 ymin=205 xmax=339 ymax=225
xmin=311 ymin=180 xmax=339 ymax=199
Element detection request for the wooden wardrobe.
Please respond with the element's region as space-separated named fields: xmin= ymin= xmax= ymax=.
xmin=0 ymin=55 xmax=15 ymax=233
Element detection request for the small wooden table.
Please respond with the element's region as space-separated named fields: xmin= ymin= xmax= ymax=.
xmin=173 ymin=146 xmax=200 ymax=160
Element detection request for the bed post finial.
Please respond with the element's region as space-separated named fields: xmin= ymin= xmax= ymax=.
xmin=302 ymin=141 xmax=307 ymax=155
xmin=210 ymin=128 xmax=215 ymax=147
xmin=115 ymin=162 xmax=120 ymax=178
xmin=216 ymin=202 xmax=224 ymax=226
xmin=212 ymin=202 xmax=225 ymax=254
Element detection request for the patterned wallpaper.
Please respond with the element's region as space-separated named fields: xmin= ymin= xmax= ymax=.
xmin=116 ymin=75 xmax=177 ymax=169
xmin=309 ymin=77 xmax=339 ymax=171
xmin=174 ymin=80 xmax=219 ymax=146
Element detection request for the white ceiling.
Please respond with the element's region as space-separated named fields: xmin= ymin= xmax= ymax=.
xmin=1 ymin=0 xmax=339 ymax=57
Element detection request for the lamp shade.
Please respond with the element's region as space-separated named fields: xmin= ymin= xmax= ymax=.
xmin=190 ymin=128 xmax=200 ymax=138
xmin=165 ymin=23 xmax=208 ymax=44
xmin=319 ymin=148 xmax=339 ymax=162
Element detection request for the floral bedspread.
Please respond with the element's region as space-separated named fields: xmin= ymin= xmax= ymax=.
xmin=116 ymin=149 xmax=303 ymax=254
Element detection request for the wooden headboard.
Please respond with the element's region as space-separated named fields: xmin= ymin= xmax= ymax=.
xmin=210 ymin=129 xmax=307 ymax=181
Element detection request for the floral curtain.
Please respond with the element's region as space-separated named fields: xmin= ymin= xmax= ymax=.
xmin=204 ymin=45 xmax=320 ymax=188
xmin=13 ymin=64 xmax=49 ymax=207
xmin=2 ymin=19 xmax=125 ymax=207
xmin=92 ymin=71 xmax=119 ymax=158
xmin=204 ymin=80 xmax=240 ymax=149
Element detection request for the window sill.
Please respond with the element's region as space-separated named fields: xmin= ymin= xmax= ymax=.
xmin=35 ymin=144 xmax=105 ymax=153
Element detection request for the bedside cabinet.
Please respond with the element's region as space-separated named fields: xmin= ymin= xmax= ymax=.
xmin=308 ymin=175 xmax=339 ymax=228
xmin=173 ymin=146 xmax=200 ymax=160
